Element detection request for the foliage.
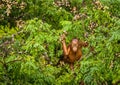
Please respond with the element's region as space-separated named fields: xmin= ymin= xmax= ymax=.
xmin=0 ymin=0 xmax=120 ymax=85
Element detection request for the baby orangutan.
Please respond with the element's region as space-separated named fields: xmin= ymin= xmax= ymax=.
xmin=59 ymin=33 xmax=88 ymax=70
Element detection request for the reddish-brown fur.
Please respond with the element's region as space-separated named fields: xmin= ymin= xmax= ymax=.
xmin=59 ymin=33 xmax=88 ymax=70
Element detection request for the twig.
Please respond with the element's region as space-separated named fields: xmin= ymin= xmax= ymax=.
xmin=6 ymin=58 xmax=23 ymax=64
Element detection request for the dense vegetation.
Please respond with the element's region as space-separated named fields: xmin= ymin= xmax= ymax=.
xmin=0 ymin=0 xmax=120 ymax=85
